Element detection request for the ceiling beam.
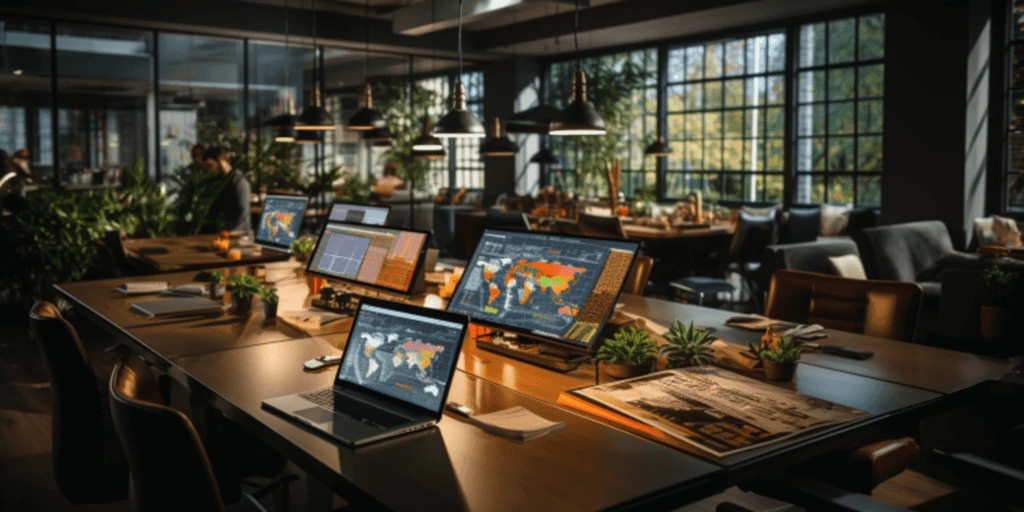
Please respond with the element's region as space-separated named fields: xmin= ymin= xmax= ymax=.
xmin=392 ymin=0 xmax=585 ymax=36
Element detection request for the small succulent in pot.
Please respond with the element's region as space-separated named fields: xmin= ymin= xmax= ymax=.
xmin=660 ymin=320 xmax=716 ymax=368
xmin=260 ymin=286 xmax=279 ymax=319
xmin=291 ymin=238 xmax=315 ymax=262
xmin=757 ymin=336 xmax=803 ymax=382
xmin=226 ymin=274 xmax=261 ymax=313
xmin=597 ymin=327 xmax=657 ymax=379
xmin=208 ymin=270 xmax=225 ymax=298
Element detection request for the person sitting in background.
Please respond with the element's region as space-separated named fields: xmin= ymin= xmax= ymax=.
xmin=1 ymin=149 xmax=32 ymax=214
xmin=204 ymin=147 xmax=251 ymax=233
xmin=372 ymin=162 xmax=406 ymax=199
xmin=188 ymin=144 xmax=207 ymax=172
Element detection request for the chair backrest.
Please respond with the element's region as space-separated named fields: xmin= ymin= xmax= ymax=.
xmin=577 ymin=212 xmax=626 ymax=239
xmin=485 ymin=209 xmax=530 ymax=231
xmin=764 ymin=270 xmax=923 ymax=342
xmin=623 ymin=255 xmax=654 ymax=295
xmin=776 ymin=207 xmax=821 ymax=244
xmin=755 ymin=238 xmax=861 ymax=292
xmin=855 ymin=220 xmax=955 ymax=281
xmin=110 ymin=354 xmax=225 ymax=512
xmin=29 ymin=301 xmax=126 ymax=504
xmin=727 ymin=211 xmax=777 ymax=264
xmin=102 ymin=230 xmax=136 ymax=276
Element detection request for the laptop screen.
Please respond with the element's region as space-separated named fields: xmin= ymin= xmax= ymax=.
xmin=306 ymin=222 xmax=429 ymax=294
xmin=337 ymin=302 xmax=466 ymax=414
xmin=328 ymin=202 xmax=390 ymax=226
xmin=254 ymin=195 xmax=308 ymax=250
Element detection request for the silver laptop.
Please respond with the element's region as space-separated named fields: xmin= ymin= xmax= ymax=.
xmin=263 ymin=297 xmax=469 ymax=446
xmin=254 ymin=194 xmax=309 ymax=254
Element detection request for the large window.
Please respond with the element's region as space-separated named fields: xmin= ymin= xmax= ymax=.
xmin=664 ymin=33 xmax=786 ymax=202
xmin=794 ymin=14 xmax=884 ymax=206
xmin=0 ymin=19 xmax=54 ymax=182
xmin=453 ymin=71 xmax=485 ymax=189
xmin=415 ymin=74 xmax=450 ymax=191
xmin=1006 ymin=1 xmax=1024 ymax=211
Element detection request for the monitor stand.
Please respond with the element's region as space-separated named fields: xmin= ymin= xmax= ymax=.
xmin=473 ymin=329 xmax=591 ymax=373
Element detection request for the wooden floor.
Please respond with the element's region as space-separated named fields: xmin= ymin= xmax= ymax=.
xmin=0 ymin=314 xmax=1004 ymax=512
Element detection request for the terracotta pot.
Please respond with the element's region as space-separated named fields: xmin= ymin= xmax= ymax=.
xmin=263 ymin=300 xmax=278 ymax=319
xmin=294 ymin=251 xmax=310 ymax=263
xmin=231 ymin=294 xmax=253 ymax=314
xmin=602 ymin=361 xmax=651 ymax=379
xmin=980 ymin=306 xmax=1006 ymax=338
xmin=763 ymin=360 xmax=797 ymax=382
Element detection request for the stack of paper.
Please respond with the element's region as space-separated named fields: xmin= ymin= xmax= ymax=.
xmin=467 ymin=406 xmax=566 ymax=442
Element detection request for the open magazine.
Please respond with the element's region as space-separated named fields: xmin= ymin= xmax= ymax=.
xmin=571 ymin=366 xmax=867 ymax=457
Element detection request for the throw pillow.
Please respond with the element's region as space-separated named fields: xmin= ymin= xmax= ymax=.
xmin=820 ymin=204 xmax=852 ymax=236
xmin=993 ymin=216 xmax=1023 ymax=247
xmin=829 ymin=254 xmax=867 ymax=280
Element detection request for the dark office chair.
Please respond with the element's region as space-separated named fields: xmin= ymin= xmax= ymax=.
xmin=775 ymin=207 xmax=820 ymax=244
xmin=101 ymin=230 xmax=141 ymax=277
xmin=671 ymin=212 xmax=776 ymax=309
xmin=110 ymin=354 xmax=294 ymax=512
xmin=485 ymin=209 xmax=530 ymax=231
xmin=577 ymin=212 xmax=627 ymax=239
xmin=29 ymin=301 xmax=128 ymax=505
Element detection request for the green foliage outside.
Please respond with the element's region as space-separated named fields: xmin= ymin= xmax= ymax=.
xmin=597 ymin=327 xmax=657 ymax=366
xmin=374 ymin=81 xmax=441 ymax=192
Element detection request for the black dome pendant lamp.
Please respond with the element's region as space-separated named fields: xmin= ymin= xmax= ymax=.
xmin=433 ymin=0 xmax=485 ymax=138
xmin=412 ymin=117 xmax=444 ymax=152
xmin=295 ymin=0 xmax=334 ymax=131
xmin=644 ymin=136 xmax=671 ymax=156
xmin=550 ymin=0 xmax=606 ymax=136
xmin=347 ymin=0 xmax=387 ymax=131
xmin=294 ymin=130 xmax=321 ymax=145
xmin=265 ymin=0 xmax=296 ymax=142
xmin=530 ymin=146 xmax=559 ymax=165
xmin=480 ymin=117 xmax=519 ymax=157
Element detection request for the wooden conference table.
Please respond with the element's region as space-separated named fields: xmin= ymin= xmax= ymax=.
xmin=119 ymin=234 xmax=292 ymax=272
xmin=56 ymin=260 xmax=1008 ymax=508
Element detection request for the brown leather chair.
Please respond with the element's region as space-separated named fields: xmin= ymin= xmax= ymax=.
xmin=29 ymin=301 xmax=128 ymax=505
xmin=764 ymin=269 xmax=923 ymax=342
xmin=623 ymin=255 xmax=654 ymax=295
xmin=577 ymin=212 xmax=627 ymax=239
xmin=109 ymin=354 xmax=225 ymax=512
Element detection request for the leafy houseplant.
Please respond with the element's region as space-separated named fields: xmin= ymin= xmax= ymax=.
xmin=208 ymin=271 xmax=225 ymax=299
xmin=374 ymin=82 xmax=440 ymax=191
xmin=260 ymin=286 xmax=279 ymax=319
xmin=660 ymin=320 xmax=717 ymax=368
xmin=168 ymin=165 xmax=230 ymax=235
xmin=631 ymin=186 xmax=657 ymax=218
xmin=597 ymin=327 xmax=657 ymax=379
xmin=332 ymin=169 xmax=377 ymax=204
xmin=757 ymin=337 xmax=803 ymax=382
xmin=291 ymin=238 xmax=315 ymax=262
xmin=226 ymin=274 xmax=262 ymax=313
xmin=979 ymin=266 xmax=1018 ymax=338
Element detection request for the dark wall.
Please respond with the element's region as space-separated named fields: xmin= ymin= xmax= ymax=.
xmin=482 ymin=57 xmax=541 ymax=203
xmin=880 ymin=0 xmax=976 ymax=248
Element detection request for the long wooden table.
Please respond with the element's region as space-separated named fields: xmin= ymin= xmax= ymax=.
xmin=120 ymin=234 xmax=292 ymax=272
xmin=55 ymin=261 xmax=1008 ymax=504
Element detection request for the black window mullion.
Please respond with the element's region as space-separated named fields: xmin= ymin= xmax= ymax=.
xmin=851 ymin=16 xmax=859 ymax=205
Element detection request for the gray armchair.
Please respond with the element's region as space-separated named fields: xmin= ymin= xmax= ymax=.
xmin=755 ymin=238 xmax=860 ymax=292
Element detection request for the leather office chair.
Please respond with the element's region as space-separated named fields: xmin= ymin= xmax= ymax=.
xmin=577 ymin=212 xmax=627 ymax=239
xmin=110 ymin=354 xmax=293 ymax=512
xmin=29 ymin=301 xmax=128 ymax=505
xmin=102 ymin=229 xmax=141 ymax=277
xmin=485 ymin=209 xmax=531 ymax=231
xmin=775 ymin=207 xmax=820 ymax=244
xmin=623 ymin=255 xmax=654 ymax=295
xmin=764 ymin=269 xmax=923 ymax=342
xmin=671 ymin=212 xmax=776 ymax=309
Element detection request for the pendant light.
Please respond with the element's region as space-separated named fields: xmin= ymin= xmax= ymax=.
xmin=347 ymin=0 xmax=387 ymax=130
xmin=644 ymin=136 xmax=671 ymax=156
xmin=363 ymin=126 xmax=392 ymax=142
xmin=295 ymin=0 xmax=334 ymax=131
xmin=480 ymin=117 xmax=519 ymax=157
xmin=294 ymin=130 xmax=321 ymax=145
xmin=412 ymin=117 xmax=444 ymax=152
xmin=530 ymin=146 xmax=559 ymax=165
xmin=550 ymin=0 xmax=606 ymax=136
xmin=266 ymin=0 xmax=296 ymax=142
xmin=433 ymin=0 xmax=485 ymax=138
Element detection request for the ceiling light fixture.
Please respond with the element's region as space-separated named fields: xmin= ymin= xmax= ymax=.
xmin=550 ymin=0 xmax=606 ymax=136
xmin=363 ymin=126 xmax=392 ymax=142
xmin=412 ymin=117 xmax=444 ymax=152
xmin=644 ymin=136 xmax=671 ymax=156
xmin=295 ymin=0 xmax=334 ymax=131
xmin=433 ymin=0 xmax=485 ymax=138
xmin=294 ymin=130 xmax=321 ymax=145
xmin=480 ymin=117 xmax=519 ymax=157
xmin=265 ymin=0 xmax=296 ymax=142
xmin=529 ymin=146 xmax=559 ymax=165
xmin=347 ymin=0 xmax=387 ymax=131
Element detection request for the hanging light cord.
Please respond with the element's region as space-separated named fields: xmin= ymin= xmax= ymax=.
xmin=311 ymin=0 xmax=318 ymax=88
xmin=457 ymin=0 xmax=464 ymax=80
xmin=573 ymin=0 xmax=580 ymax=70
xmin=283 ymin=0 xmax=290 ymax=104
xmin=364 ymin=0 xmax=369 ymax=79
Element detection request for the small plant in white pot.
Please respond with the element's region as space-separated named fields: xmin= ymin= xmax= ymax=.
xmin=260 ymin=286 xmax=279 ymax=319
xmin=979 ymin=266 xmax=1017 ymax=338
xmin=208 ymin=270 xmax=225 ymax=299
xmin=291 ymin=238 xmax=315 ymax=262
xmin=596 ymin=327 xmax=657 ymax=379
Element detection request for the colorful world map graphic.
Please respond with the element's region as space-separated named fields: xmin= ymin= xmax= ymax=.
xmin=263 ymin=212 xmax=295 ymax=242
xmin=479 ymin=259 xmax=586 ymax=316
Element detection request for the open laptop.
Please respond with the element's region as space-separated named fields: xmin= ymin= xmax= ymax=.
xmin=254 ymin=194 xmax=309 ymax=253
xmin=263 ymin=298 xmax=469 ymax=446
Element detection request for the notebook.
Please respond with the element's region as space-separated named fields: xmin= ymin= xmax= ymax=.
xmin=466 ymin=406 xmax=566 ymax=442
xmin=130 ymin=297 xmax=223 ymax=318
xmin=117 ymin=282 xmax=170 ymax=295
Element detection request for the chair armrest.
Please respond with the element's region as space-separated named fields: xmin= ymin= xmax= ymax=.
xmin=933 ymin=449 xmax=1024 ymax=496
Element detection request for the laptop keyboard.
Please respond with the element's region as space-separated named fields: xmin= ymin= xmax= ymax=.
xmin=300 ymin=388 xmax=408 ymax=429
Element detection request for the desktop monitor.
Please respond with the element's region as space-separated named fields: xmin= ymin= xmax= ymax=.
xmin=306 ymin=221 xmax=431 ymax=295
xmin=446 ymin=229 xmax=641 ymax=351
xmin=254 ymin=194 xmax=309 ymax=251
xmin=328 ymin=202 xmax=391 ymax=226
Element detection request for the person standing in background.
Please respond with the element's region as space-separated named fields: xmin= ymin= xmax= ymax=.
xmin=204 ymin=147 xmax=251 ymax=233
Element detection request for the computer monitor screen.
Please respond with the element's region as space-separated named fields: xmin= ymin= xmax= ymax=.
xmin=328 ymin=202 xmax=390 ymax=226
xmin=255 ymin=194 xmax=309 ymax=250
xmin=307 ymin=222 xmax=430 ymax=294
xmin=446 ymin=230 xmax=640 ymax=350
xmin=337 ymin=300 xmax=468 ymax=414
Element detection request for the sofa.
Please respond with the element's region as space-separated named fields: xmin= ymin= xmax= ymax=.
xmin=755 ymin=238 xmax=861 ymax=292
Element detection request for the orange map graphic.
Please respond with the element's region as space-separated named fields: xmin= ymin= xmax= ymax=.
xmin=480 ymin=259 xmax=586 ymax=314
xmin=264 ymin=212 xmax=295 ymax=238
xmin=399 ymin=340 xmax=445 ymax=370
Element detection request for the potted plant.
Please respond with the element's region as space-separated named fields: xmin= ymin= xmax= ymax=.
xmin=208 ymin=270 xmax=224 ymax=298
xmin=757 ymin=337 xmax=803 ymax=383
xmin=596 ymin=327 xmax=657 ymax=379
xmin=291 ymin=238 xmax=315 ymax=262
xmin=226 ymin=274 xmax=261 ymax=314
xmin=260 ymin=286 xmax=279 ymax=319
xmin=979 ymin=266 xmax=1017 ymax=338
xmin=660 ymin=320 xmax=717 ymax=368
